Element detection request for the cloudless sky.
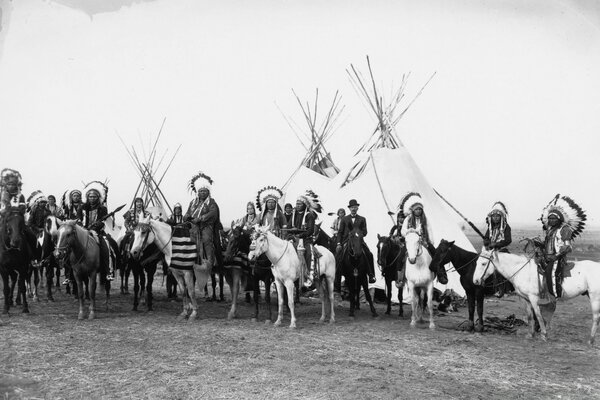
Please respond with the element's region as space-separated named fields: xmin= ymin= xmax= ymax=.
xmin=0 ymin=0 xmax=599 ymax=229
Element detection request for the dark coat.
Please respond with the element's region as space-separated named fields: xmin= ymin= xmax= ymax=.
xmin=77 ymin=203 xmax=108 ymax=231
xmin=337 ymin=214 xmax=367 ymax=245
xmin=483 ymin=224 xmax=512 ymax=250
xmin=290 ymin=210 xmax=316 ymax=241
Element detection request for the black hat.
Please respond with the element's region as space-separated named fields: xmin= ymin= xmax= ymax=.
xmin=347 ymin=199 xmax=360 ymax=208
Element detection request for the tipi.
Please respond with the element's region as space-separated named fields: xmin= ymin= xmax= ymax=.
xmin=330 ymin=57 xmax=471 ymax=297
xmin=280 ymin=89 xmax=344 ymax=208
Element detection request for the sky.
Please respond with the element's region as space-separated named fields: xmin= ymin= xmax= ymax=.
xmin=0 ymin=0 xmax=599 ymax=230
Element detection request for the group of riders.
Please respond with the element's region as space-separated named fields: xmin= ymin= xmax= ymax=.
xmin=0 ymin=166 xmax=583 ymax=304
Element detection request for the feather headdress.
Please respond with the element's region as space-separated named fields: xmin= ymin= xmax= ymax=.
xmin=296 ymin=189 xmax=322 ymax=213
xmin=541 ymin=194 xmax=587 ymax=238
xmin=0 ymin=168 xmax=22 ymax=187
xmin=83 ymin=181 xmax=108 ymax=205
xmin=188 ymin=172 xmax=213 ymax=193
xmin=398 ymin=192 xmax=423 ymax=218
xmin=486 ymin=201 xmax=508 ymax=231
xmin=256 ymin=186 xmax=283 ymax=211
xmin=61 ymin=189 xmax=82 ymax=209
xmin=27 ymin=190 xmax=47 ymax=210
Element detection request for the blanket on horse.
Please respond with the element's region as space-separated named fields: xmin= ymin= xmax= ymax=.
xmin=170 ymin=232 xmax=197 ymax=270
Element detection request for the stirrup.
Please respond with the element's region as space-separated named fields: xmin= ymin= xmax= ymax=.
xmin=62 ymin=279 xmax=71 ymax=285
xmin=106 ymin=274 xmax=115 ymax=281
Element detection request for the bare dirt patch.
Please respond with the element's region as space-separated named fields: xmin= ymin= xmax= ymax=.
xmin=1 ymin=273 xmax=599 ymax=400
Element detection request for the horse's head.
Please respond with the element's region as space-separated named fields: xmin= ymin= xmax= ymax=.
xmin=54 ymin=220 xmax=77 ymax=260
xmin=0 ymin=207 xmax=25 ymax=250
xmin=376 ymin=234 xmax=391 ymax=267
xmin=248 ymin=225 xmax=269 ymax=261
xmin=473 ymin=248 xmax=496 ymax=285
xmin=45 ymin=215 xmax=61 ymax=240
xmin=347 ymin=228 xmax=364 ymax=257
xmin=404 ymin=228 xmax=423 ymax=264
xmin=430 ymin=239 xmax=454 ymax=273
xmin=225 ymin=224 xmax=251 ymax=262
xmin=130 ymin=217 xmax=155 ymax=260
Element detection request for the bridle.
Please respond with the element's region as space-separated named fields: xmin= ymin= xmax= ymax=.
xmin=405 ymin=230 xmax=424 ymax=260
xmin=253 ymin=231 xmax=288 ymax=267
xmin=55 ymin=224 xmax=90 ymax=266
xmin=133 ymin=221 xmax=174 ymax=260
xmin=377 ymin=237 xmax=401 ymax=271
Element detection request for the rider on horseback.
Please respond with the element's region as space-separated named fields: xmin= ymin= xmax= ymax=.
xmin=123 ymin=197 xmax=150 ymax=231
xmin=241 ymin=201 xmax=260 ymax=232
xmin=26 ymin=190 xmax=50 ymax=237
xmin=0 ymin=168 xmax=26 ymax=210
xmin=61 ymin=189 xmax=83 ymax=220
xmin=334 ymin=199 xmax=376 ymax=292
xmin=185 ymin=172 xmax=220 ymax=270
xmin=46 ymin=195 xmax=63 ymax=218
xmin=540 ymin=195 xmax=586 ymax=301
xmin=78 ymin=181 xmax=114 ymax=281
xmin=400 ymin=192 xmax=448 ymax=285
xmin=483 ymin=202 xmax=512 ymax=298
xmin=389 ymin=211 xmax=407 ymax=288
xmin=289 ymin=190 xmax=322 ymax=284
xmin=256 ymin=186 xmax=286 ymax=236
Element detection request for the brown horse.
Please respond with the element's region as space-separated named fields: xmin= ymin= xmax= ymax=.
xmin=376 ymin=235 xmax=405 ymax=317
xmin=54 ymin=220 xmax=109 ymax=320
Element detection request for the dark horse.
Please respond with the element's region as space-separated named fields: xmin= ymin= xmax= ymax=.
xmin=376 ymin=235 xmax=405 ymax=317
xmin=0 ymin=206 xmax=34 ymax=315
xmin=54 ymin=221 xmax=111 ymax=320
xmin=225 ymin=226 xmax=274 ymax=322
xmin=429 ymin=239 xmax=489 ymax=332
xmin=339 ymin=228 xmax=378 ymax=318
xmin=29 ymin=227 xmax=60 ymax=302
xmin=125 ymin=230 xmax=163 ymax=312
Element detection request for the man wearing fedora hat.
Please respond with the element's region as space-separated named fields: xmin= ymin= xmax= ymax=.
xmin=334 ymin=199 xmax=376 ymax=292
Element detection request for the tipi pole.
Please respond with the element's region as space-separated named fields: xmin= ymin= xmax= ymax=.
xmin=433 ymin=189 xmax=485 ymax=239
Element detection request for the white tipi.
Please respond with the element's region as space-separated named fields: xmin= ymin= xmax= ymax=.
xmin=331 ymin=57 xmax=471 ymax=297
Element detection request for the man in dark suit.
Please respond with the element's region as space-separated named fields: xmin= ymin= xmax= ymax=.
xmin=334 ymin=199 xmax=376 ymax=292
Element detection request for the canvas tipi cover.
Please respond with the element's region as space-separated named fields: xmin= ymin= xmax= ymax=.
xmin=330 ymin=147 xmax=472 ymax=297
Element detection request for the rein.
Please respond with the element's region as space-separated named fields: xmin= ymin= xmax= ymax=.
xmin=378 ymin=239 xmax=402 ymax=273
xmin=56 ymin=226 xmax=91 ymax=266
xmin=478 ymin=252 xmax=535 ymax=287
xmin=136 ymin=222 xmax=174 ymax=257
xmin=259 ymin=233 xmax=289 ymax=267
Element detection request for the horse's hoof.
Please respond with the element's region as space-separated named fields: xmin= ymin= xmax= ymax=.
xmin=385 ymin=310 xmax=391 ymax=315
xmin=22 ymin=308 xmax=30 ymax=314
xmin=474 ymin=324 xmax=483 ymax=333
xmin=219 ymin=296 xmax=225 ymax=302
xmin=410 ymin=321 xmax=416 ymax=328
xmin=274 ymin=321 xmax=281 ymax=327
xmin=318 ymin=317 xmax=325 ymax=324
xmin=78 ymin=314 xmax=84 ymax=320
xmin=429 ymin=324 xmax=436 ymax=330
xmin=177 ymin=313 xmax=187 ymax=321
xmin=133 ymin=306 xmax=138 ymax=311
xmin=264 ymin=320 xmax=271 ymax=325
xmin=88 ymin=313 xmax=95 ymax=320
xmin=372 ymin=312 xmax=378 ymax=318
xmin=289 ymin=324 xmax=296 ymax=330
xmin=329 ymin=319 xmax=335 ymax=325
xmin=541 ymin=334 xmax=548 ymax=342
xmin=48 ymin=297 xmax=54 ymax=302
xmin=588 ymin=337 xmax=595 ymax=347
xmin=188 ymin=311 xmax=197 ymax=321
xmin=227 ymin=313 xmax=235 ymax=320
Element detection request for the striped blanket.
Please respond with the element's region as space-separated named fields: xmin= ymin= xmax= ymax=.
xmin=223 ymin=252 xmax=249 ymax=270
xmin=170 ymin=234 xmax=197 ymax=270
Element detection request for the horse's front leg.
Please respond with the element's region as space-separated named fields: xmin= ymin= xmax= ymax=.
xmin=18 ymin=271 xmax=29 ymax=314
xmin=219 ymin=273 xmax=225 ymax=302
xmin=76 ymin=278 xmax=85 ymax=320
xmin=475 ymin=287 xmax=485 ymax=333
xmin=265 ymin=277 xmax=273 ymax=323
xmin=88 ymin=273 xmax=97 ymax=320
xmin=589 ymin=296 xmax=600 ymax=346
xmin=530 ymin=298 xmax=548 ymax=341
xmin=273 ymin=279 xmax=285 ymax=327
xmin=146 ymin=264 xmax=156 ymax=311
xmin=385 ymin=275 xmax=392 ymax=315
xmin=45 ymin=261 xmax=55 ymax=302
xmin=252 ymin=274 xmax=260 ymax=322
xmin=284 ymin=279 xmax=297 ymax=329
xmin=2 ymin=272 xmax=10 ymax=314
xmin=227 ymin=270 xmax=239 ymax=320
xmin=397 ymin=283 xmax=404 ymax=318
xmin=317 ymin=278 xmax=326 ymax=323
xmin=409 ymin=282 xmax=418 ymax=327
xmin=184 ymin=270 xmax=197 ymax=322
xmin=327 ymin=274 xmax=335 ymax=324
xmin=467 ymin=290 xmax=475 ymax=332
xmin=362 ymin=275 xmax=378 ymax=317
xmin=132 ymin=265 xmax=140 ymax=311
xmin=427 ymin=283 xmax=435 ymax=330
xmin=347 ymin=276 xmax=356 ymax=317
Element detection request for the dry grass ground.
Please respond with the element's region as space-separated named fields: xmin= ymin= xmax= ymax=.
xmin=1 ymin=272 xmax=599 ymax=400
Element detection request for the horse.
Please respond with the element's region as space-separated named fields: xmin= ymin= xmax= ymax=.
xmin=0 ymin=206 xmax=34 ymax=315
xmin=376 ymin=235 xmax=404 ymax=317
xmin=311 ymin=243 xmax=336 ymax=324
xmin=339 ymin=227 xmax=378 ymax=318
xmin=473 ymin=247 xmax=600 ymax=345
xmin=168 ymin=221 xmax=199 ymax=321
xmin=54 ymin=220 xmax=109 ymax=320
xmin=249 ymin=226 xmax=301 ymax=328
xmin=128 ymin=216 xmax=172 ymax=312
xmin=404 ymin=229 xmax=435 ymax=329
xmin=223 ymin=225 xmax=254 ymax=320
xmin=430 ymin=239 xmax=490 ymax=332
xmin=28 ymin=227 xmax=59 ymax=302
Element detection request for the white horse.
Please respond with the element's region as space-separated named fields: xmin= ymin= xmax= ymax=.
xmin=473 ymin=249 xmax=600 ymax=345
xmin=312 ymin=244 xmax=336 ymax=324
xmin=128 ymin=217 xmax=204 ymax=321
xmin=404 ymin=229 xmax=435 ymax=329
xmin=248 ymin=226 xmax=301 ymax=328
